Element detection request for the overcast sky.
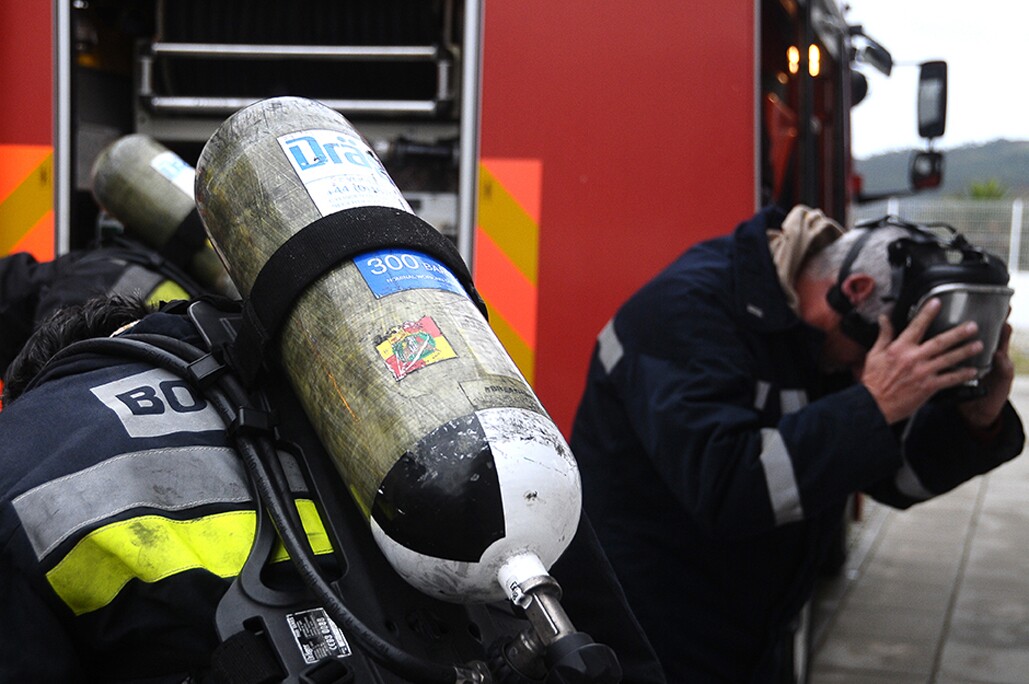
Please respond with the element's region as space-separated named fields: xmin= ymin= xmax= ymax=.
xmin=844 ymin=0 xmax=1029 ymax=158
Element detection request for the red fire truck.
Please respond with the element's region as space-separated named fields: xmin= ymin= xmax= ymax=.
xmin=0 ymin=0 xmax=943 ymax=432
xmin=0 ymin=1 xmax=945 ymax=679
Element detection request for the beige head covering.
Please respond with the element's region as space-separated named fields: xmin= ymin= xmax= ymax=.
xmin=767 ymin=205 xmax=845 ymax=313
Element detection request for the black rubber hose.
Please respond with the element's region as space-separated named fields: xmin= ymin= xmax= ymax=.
xmin=35 ymin=336 xmax=465 ymax=683
xmin=124 ymin=334 xmax=305 ymax=538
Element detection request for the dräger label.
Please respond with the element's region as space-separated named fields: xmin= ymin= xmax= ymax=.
xmin=277 ymin=128 xmax=410 ymax=216
xmin=149 ymin=151 xmax=195 ymax=198
xmin=356 ymin=249 xmax=466 ymax=299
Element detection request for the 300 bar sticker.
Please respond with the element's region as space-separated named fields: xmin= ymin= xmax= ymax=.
xmin=356 ymin=249 xmax=466 ymax=298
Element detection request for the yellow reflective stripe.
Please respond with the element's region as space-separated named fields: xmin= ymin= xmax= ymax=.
xmin=47 ymin=500 xmax=332 ymax=616
xmin=145 ymin=279 xmax=191 ymax=306
xmin=270 ymin=499 xmax=333 ymax=563
xmin=47 ymin=510 xmax=255 ymax=616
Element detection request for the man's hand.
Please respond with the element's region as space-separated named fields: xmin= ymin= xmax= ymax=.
xmin=958 ymin=321 xmax=1015 ymax=431
xmin=860 ymin=298 xmax=982 ymax=424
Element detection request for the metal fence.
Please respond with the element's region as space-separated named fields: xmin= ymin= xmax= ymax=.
xmin=853 ymin=197 xmax=1029 ymax=272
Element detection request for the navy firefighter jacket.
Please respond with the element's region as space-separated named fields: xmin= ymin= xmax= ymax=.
xmin=0 ymin=311 xmax=668 ymax=684
xmin=0 ymin=313 xmax=331 ymax=682
xmin=0 ymin=242 xmax=198 ymax=376
xmin=570 ymin=206 xmax=1024 ymax=682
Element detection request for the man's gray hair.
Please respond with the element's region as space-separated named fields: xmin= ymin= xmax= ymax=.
xmin=805 ymin=225 xmax=911 ymax=321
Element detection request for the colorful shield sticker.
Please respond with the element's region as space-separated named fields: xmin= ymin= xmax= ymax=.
xmin=377 ymin=316 xmax=457 ymax=380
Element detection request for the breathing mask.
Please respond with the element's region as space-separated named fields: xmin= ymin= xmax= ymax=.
xmin=826 ymin=215 xmax=1013 ymax=400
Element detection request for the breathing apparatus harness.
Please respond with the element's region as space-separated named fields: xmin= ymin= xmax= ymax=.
xmin=19 ymin=211 xmax=622 ymax=684
xmin=22 ymin=301 xmax=512 ymax=683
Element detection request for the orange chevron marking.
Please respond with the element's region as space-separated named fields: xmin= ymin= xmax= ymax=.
xmin=10 ymin=210 xmax=55 ymax=261
xmin=473 ymin=227 xmax=538 ymax=346
xmin=478 ymin=162 xmax=539 ymax=284
xmin=483 ymin=158 xmax=541 ymax=224
xmin=0 ymin=145 xmax=51 ymax=198
xmin=1 ymin=145 xmax=54 ymax=257
xmin=476 ymin=158 xmax=543 ymax=384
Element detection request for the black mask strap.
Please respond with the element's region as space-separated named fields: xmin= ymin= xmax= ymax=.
xmin=825 ymin=228 xmax=880 ymax=348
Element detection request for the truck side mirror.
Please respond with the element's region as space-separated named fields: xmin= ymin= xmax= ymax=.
xmin=910 ymin=150 xmax=944 ymax=190
xmin=918 ymin=61 xmax=947 ymax=140
xmin=851 ymin=71 xmax=868 ymax=107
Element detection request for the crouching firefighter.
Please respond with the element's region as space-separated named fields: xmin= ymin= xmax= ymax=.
xmin=0 ymin=95 xmax=666 ymax=684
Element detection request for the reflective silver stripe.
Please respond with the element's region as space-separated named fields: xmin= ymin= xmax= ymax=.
xmin=109 ymin=264 xmax=165 ymax=299
xmin=894 ymin=417 xmax=932 ymax=500
xmin=759 ymin=428 xmax=804 ymax=525
xmin=597 ymin=318 xmax=623 ymax=374
xmin=894 ymin=458 xmax=933 ymax=500
xmin=779 ymin=389 xmax=808 ymax=414
xmin=753 ymin=381 xmax=771 ymax=411
xmin=13 ymin=446 xmax=250 ymax=560
xmin=279 ymin=450 xmax=310 ymax=495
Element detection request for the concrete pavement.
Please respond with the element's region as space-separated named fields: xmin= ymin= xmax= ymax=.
xmin=809 ymin=377 xmax=1029 ymax=683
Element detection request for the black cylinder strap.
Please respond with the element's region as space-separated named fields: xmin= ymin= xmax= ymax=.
xmin=229 ymin=205 xmax=487 ymax=386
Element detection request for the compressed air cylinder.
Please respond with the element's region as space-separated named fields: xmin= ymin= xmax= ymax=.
xmin=91 ymin=134 xmax=235 ymax=297
xmin=195 ymin=97 xmax=581 ymax=603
